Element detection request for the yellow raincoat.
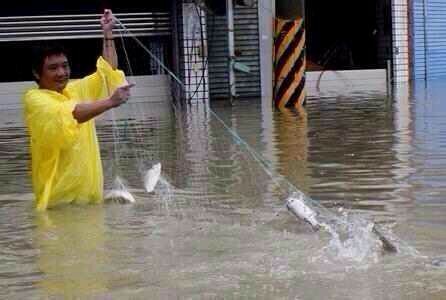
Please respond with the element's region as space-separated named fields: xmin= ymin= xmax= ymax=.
xmin=23 ymin=57 xmax=125 ymax=211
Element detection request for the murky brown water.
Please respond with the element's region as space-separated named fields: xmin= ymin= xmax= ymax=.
xmin=1 ymin=82 xmax=446 ymax=299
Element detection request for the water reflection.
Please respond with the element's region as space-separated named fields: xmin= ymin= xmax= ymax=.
xmin=0 ymin=110 xmax=30 ymax=193
xmin=274 ymin=107 xmax=312 ymax=194
xmin=304 ymin=93 xmax=404 ymax=213
xmin=410 ymin=79 xmax=446 ymax=205
xmin=386 ymin=83 xmax=416 ymax=225
xmin=34 ymin=207 xmax=108 ymax=298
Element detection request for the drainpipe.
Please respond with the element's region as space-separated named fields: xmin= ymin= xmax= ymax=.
xmin=423 ymin=0 xmax=428 ymax=81
xmin=386 ymin=59 xmax=392 ymax=96
xmin=226 ymin=0 xmax=236 ymax=103
xmin=171 ymin=0 xmax=181 ymax=103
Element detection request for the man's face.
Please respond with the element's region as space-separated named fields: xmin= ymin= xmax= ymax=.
xmin=37 ymin=54 xmax=70 ymax=93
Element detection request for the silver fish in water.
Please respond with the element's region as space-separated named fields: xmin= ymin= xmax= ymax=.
xmin=104 ymin=189 xmax=136 ymax=204
xmin=144 ymin=163 xmax=161 ymax=193
xmin=286 ymin=194 xmax=398 ymax=253
xmin=286 ymin=194 xmax=321 ymax=230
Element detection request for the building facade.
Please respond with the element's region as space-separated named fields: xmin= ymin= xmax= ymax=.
xmin=2 ymin=0 xmax=446 ymax=110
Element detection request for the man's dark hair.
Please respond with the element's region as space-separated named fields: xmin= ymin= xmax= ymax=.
xmin=31 ymin=43 xmax=68 ymax=82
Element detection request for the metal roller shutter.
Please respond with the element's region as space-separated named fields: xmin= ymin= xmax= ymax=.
xmin=207 ymin=1 xmax=261 ymax=100
xmin=412 ymin=0 xmax=446 ymax=80
xmin=0 ymin=12 xmax=171 ymax=41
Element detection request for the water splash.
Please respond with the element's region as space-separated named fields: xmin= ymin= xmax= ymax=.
xmin=319 ymin=215 xmax=382 ymax=263
xmin=286 ymin=193 xmax=399 ymax=263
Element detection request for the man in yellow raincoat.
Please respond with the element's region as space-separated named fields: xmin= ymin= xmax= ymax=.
xmin=23 ymin=9 xmax=133 ymax=211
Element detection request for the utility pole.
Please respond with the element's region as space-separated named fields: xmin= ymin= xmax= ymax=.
xmin=226 ymin=0 xmax=236 ymax=103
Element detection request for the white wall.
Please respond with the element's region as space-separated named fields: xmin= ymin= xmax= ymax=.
xmin=306 ymin=69 xmax=388 ymax=98
xmin=0 ymin=75 xmax=172 ymax=111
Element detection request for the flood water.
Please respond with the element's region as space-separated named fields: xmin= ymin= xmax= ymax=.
xmin=1 ymin=82 xmax=446 ymax=299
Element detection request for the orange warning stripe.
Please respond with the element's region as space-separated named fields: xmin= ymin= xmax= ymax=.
xmin=274 ymin=17 xmax=306 ymax=108
xmin=275 ymin=19 xmax=303 ymax=62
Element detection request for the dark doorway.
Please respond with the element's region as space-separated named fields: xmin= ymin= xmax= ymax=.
xmin=305 ymin=0 xmax=392 ymax=71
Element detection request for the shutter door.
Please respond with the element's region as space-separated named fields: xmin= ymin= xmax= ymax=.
xmin=207 ymin=1 xmax=261 ymax=99
xmin=234 ymin=3 xmax=261 ymax=97
xmin=0 ymin=12 xmax=170 ymax=41
xmin=412 ymin=0 xmax=446 ymax=80
xmin=426 ymin=0 xmax=446 ymax=78
xmin=412 ymin=0 xmax=427 ymax=80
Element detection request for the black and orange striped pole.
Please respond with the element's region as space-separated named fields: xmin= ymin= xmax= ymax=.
xmin=274 ymin=0 xmax=306 ymax=109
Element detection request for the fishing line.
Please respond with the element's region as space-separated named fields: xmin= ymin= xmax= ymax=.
xmin=104 ymin=25 xmax=166 ymax=199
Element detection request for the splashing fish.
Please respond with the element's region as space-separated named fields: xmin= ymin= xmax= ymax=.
xmin=144 ymin=163 xmax=161 ymax=193
xmin=372 ymin=224 xmax=398 ymax=253
xmin=286 ymin=194 xmax=321 ymax=230
xmin=104 ymin=176 xmax=136 ymax=204
xmin=286 ymin=194 xmax=398 ymax=253
xmin=104 ymin=189 xmax=136 ymax=204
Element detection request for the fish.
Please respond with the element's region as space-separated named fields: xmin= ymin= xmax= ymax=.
xmin=286 ymin=194 xmax=398 ymax=253
xmin=286 ymin=194 xmax=321 ymax=231
xmin=432 ymin=257 xmax=446 ymax=267
xmin=104 ymin=189 xmax=136 ymax=204
xmin=144 ymin=163 xmax=161 ymax=193
xmin=372 ymin=224 xmax=398 ymax=253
